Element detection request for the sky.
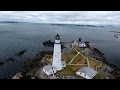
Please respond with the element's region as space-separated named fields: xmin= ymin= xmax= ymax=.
xmin=0 ymin=11 xmax=120 ymax=25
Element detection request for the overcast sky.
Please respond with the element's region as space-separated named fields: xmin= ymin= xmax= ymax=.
xmin=0 ymin=11 xmax=120 ymax=25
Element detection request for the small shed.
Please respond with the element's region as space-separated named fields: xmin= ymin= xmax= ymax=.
xmin=79 ymin=42 xmax=86 ymax=48
xmin=76 ymin=67 xmax=97 ymax=79
xmin=43 ymin=65 xmax=57 ymax=75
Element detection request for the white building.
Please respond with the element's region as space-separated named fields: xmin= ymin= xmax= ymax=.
xmin=79 ymin=42 xmax=86 ymax=48
xmin=76 ymin=67 xmax=97 ymax=79
xmin=72 ymin=41 xmax=86 ymax=48
xmin=43 ymin=65 xmax=57 ymax=75
xmin=43 ymin=61 xmax=66 ymax=76
xmin=52 ymin=34 xmax=63 ymax=70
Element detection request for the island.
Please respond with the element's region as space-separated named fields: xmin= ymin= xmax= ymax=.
xmin=12 ymin=34 xmax=120 ymax=79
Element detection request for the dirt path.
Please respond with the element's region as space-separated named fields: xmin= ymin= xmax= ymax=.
xmin=67 ymin=45 xmax=90 ymax=67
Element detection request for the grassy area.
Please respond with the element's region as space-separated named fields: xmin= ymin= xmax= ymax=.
xmin=86 ymin=56 xmax=102 ymax=70
xmin=89 ymin=60 xmax=101 ymax=70
xmin=46 ymin=55 xmax=52 ymax=60
xmin=62 ymin=52 xmax=77 ymax=64
xmin=72 ymin=54 xmax=87 ymax=64
xmin=58 ymin=45 xmax=104 ymax=79
xmin=59 ymin=47 xmax=87 ymax=79
xmin=56 ymin=65 xmax=85 ymax=79
xmin=62 ymin=47 xmax=85 ymax=64
xmin=81 ymin=52 xmax=86 ymax=56
xmin=71 ymin=48 xmax=78 ymax=54
xmin=74 ymin=46 xmax=84 ymax=52
xmin=88 ymin=56 xmax=100 ymax=62
xmin=46 ymin=55 xmax=52 ymax=59
xmin=44 ymin=55 xmax=53 ymax=62
xmin=93 ymin=73 xmax=105 ymax=79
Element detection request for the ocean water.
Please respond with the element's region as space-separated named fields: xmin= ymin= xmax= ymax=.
xmin=0 ymin=23 xmax=120 ymax=79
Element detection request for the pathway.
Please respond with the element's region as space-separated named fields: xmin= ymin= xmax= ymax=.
xmin=96 ymin=63 xmax=103 ymax=71
xmin=67 ymin=64 xmax=87 ymax=65
xmin=67 ymin=44 xmax=90 ymax=67
xmin=68 ymin=53 xmax=79 ymax=64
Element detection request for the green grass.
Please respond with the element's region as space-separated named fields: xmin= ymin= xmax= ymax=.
xmin=46 ymin=55 xmax=52 ymax=61
xmin=72 ymin=54 xmax=86 ymax=64
xmin=60 ymin=46 xmax=105 ymax=79
xmin=62 ymin=53 xmax=76 ymax=64
xmin=93 ymin=73 xmax=105 ymax=79
xmin=62 ymin=48 xmax=78 ymax=64
xmin=74 ymin=47 xmax=83 ymax=52
xmin=71 ymin=49 xmax=78 ymax=55
xmin=57 ymin=65 xmax=84 ymax=79
xmin=46 ymin=55 xmax=52 ymax=59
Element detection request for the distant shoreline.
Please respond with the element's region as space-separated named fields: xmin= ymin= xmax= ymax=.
xmin=109 ymin=31 xmax=120 ymax=33
xmin=0 ymin=21 xmax=106 ymax=27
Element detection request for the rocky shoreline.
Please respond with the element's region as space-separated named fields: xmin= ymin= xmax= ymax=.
xmin=43 ymin=40 xmax=65 ymax=49
xmin=89 ymin=47 xmax=120 ymax=79
xmin=0 ymin=61 xmax=4 ymax=66
xmin=12 ymin=51 xmax=53 ymax=79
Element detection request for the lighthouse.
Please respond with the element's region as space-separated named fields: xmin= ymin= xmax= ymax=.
xmin=52 ymin=34 xmax=62 ymax=70
xmin=43 ymin=34 xmax=66 ymax=76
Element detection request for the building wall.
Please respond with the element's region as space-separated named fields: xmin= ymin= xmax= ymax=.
xmin=55 ymin=40 xmax=60 ymax=43
xmin=76 ymin=72 xmax=91 ymax=79
xmin=79 ymin=44 xmax=86 ymax=47
xmin=43 ymin=68 xmax=50 ymax=75
xmin=43 ymin=68 xmax=57 ymax=76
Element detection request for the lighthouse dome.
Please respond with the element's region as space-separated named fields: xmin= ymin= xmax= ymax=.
xmin=55 ymin=34 xmax=60 ymax=44
xmin=55 ymin=34 xmax=60 ymax=40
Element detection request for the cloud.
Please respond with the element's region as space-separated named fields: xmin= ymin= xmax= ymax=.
xmin=0 ymin=11 xmax=120 ymax=25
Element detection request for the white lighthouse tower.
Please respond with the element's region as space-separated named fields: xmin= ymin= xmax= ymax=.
xmin=43 ymin=34 xmax=66 ymax=76
xmin=52 ymin=34 xmax=62 ymax=70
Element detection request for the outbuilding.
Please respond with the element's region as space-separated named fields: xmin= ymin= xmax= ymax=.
xmin=76 ymin=67 xmax=97 ymax=79
xmin=79 ymin=42 xmax=86 ymax=48
xmin=43 ymin=64 xmax=57 ymax=75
